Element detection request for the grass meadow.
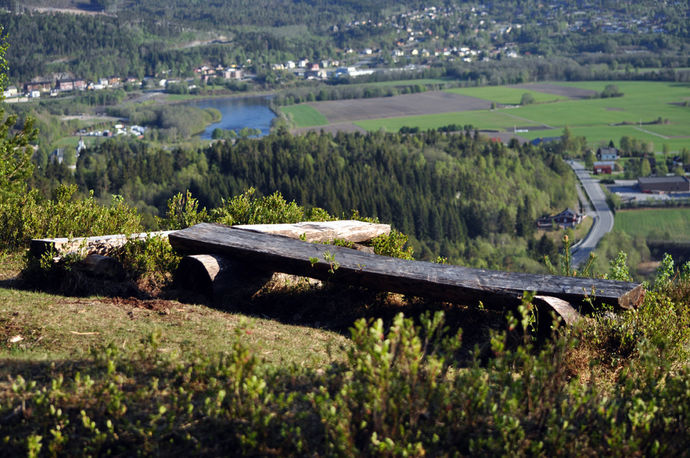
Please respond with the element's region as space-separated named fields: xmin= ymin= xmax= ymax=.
xmin=352 ymin=81 xmax=690 ymax=152
xmin=281 ymin=104 xmax=328 ymax=127
xmin=613 ymin=208 xmax=690 ymax=240
xmin=446 ymin=86 xmax=568 ymax=104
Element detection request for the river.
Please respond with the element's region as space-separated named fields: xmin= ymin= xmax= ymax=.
xmin=186 ymin=96 xmax=276 ymax=139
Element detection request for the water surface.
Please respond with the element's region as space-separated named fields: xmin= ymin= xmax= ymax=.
xmin=187 ymin=96 xmax=275 ymax=139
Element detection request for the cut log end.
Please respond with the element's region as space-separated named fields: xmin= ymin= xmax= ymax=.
xmin=618 ymin=284 xmax=645 ymax=310
xmin=175 ymin=254 xmax=272 ymax=301
xmin=534 ymin=295 xmax=582 ymax=327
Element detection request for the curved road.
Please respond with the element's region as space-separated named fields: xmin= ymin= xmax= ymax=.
xmin=569 ymin=161 xmax=615 ymax=267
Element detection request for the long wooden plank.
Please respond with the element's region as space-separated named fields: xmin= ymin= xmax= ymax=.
xmin=168 ymin=223 xmax=644 ymax=310
xmin=233 ymin=220 xmax=390 ymax=243
xmin=30 ymin=221 xmax=389 ymax=258
xmin=30 ymin=231 xmax=175 ymax=258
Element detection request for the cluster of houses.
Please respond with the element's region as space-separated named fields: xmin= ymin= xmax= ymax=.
xmin=77 ymin=123 xmax=146 ymax=139
xmin=271 ymin=59 xmax=376 ymax=81
xmin=193 ymin=65 xmax=244 ymax=83
xmin=592 ymin=146 xmax=620 ymax=175
xmin=3 ymin=76 xmax=138 ymax=103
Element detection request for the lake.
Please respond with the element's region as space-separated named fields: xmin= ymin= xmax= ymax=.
xmin=186 ymin=96 xmax=276 ymax=139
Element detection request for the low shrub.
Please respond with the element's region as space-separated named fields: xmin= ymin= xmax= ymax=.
xmin=112 ymin=234 xmax=181 ymax=290
xmin=0 ymin=184 xmax=141 ymax=250
xmin=2 ymin=307 xmax=690 ymax=456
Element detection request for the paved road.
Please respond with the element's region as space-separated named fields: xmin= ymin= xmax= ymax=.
xmin=569 ymin=161 xmax=615 ymax=267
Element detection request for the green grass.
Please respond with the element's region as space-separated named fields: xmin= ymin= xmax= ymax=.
xmin=280 ymin=104 xmax=328 ymax=127
xmin=614 ymin=208 xmax=690 ymax=241
xmin=355 ymin=110 xmax=517 ymax=132
xmin=445 ymin=86 xmax=568 ymax=105
xmin=366 ymin=78 xmax=453 ymax=87
xmin=353 ymin=81 xmax=690 ymax=152
xmin=0 ymin=281 xmax=348 ymax=368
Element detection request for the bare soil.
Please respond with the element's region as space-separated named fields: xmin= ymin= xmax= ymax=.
xmin=307 ymin=91 xmax=492 ymax=123
xmin=509 ymin=83 xmax=599 ymax=99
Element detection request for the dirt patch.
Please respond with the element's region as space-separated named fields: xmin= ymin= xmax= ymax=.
xmin=109 ymin=297 xmax=174 ymax=315
xmin=509 ymin=83 xmax=599 ymax=100
xmin=307 ymin=91 xmax=492 ymax=123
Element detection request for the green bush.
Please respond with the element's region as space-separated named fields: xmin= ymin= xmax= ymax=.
xmin=113 ymin=235 xmax=181 ymax=287
xmin=210 ymin=187 xmax=308 ymax=226
xmin=0 ymin=185 xmax=141 ymax=250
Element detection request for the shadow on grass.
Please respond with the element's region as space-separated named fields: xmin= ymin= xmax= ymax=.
xmin=9 ymin=266 xmax=522 ymax=365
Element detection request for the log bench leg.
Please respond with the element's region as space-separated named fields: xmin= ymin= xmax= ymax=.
xmin=175 ymin=254 xmax=273 ymax=303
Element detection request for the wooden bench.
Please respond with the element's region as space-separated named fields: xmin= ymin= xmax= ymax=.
xmin=169 ymin=223 xmax=645 ymax=324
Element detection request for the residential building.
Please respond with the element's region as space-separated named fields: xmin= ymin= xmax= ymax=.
xmin=56 ymin=80 xmax=74 ymax=92
xmin=638 ymin=176 xmax=690 ymax=193
xmin=593 ymin=161 xmax=615 ymax=175
xmin=25 ymin=81 xmax=52 ymax=93
xmin=597 ymin=146 xmax=619 ymax=161
xmin=537 ymin=208 xmax=583 ymax=229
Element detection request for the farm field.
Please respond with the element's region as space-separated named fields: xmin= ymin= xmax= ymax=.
xmin=289 ymin=81 xmax=690 ymax=152
xmin=281 ymin=104 xmax=328 ymax=127
xmin=304 ymin=91 xmax=491 ymax=124
xmin=613 ymin=208 xmax=690 ymax=240
xmin=355 ymin=110 xmax=519 ymax=132
xmin=366 ymin=78 xmax=452 ymax=87
xmin=446 ymin=86 xmax=568 ymax=105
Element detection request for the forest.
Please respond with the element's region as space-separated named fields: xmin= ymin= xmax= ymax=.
xmin=34 ymin=128 xmax=576 ymax=271
xmin=1 ymin=0 xmax=688 ymax=86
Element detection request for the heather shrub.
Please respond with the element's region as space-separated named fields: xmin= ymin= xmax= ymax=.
xmin=0 ymin=184 xmax=141 ymax=250
xmin=2 ymin=308 xmax=690 ymax=456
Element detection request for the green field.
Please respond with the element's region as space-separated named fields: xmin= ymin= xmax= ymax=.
xmin=445 ymin=86 xmax=567 ymax=105
xmin=355 ymin=110 xmax=517 ymax=132
xmin=353 ymin=81 xmax=690 ymax=152
xmin=281 ymin=104 xmax=328 ymax=127
xmin=614 ymin=208 xmax=690 ymax=240
xmin=367 ymin=78 xmax=452 ymax=87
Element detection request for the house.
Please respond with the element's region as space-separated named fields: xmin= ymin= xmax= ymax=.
xmin=597 ymin=146 xmax=619 ymax=161
xmin=3 ymin=85 xmax=18 ymax=97
xmin=638 ymin=176 xmax=690 ymax=193
xmin=56 ymin=80 xmax=74 ymax=92
xmin=223 ymin=69 xmax=243 ymax=80
xmin=593 ymin=161 xmax=615 ymax=175
xmin=537 ymin=208 xmax=583 ymax=229
xmin=73 ymin=79 xmax=87 ymax=91
xmin=25 ymin=81 xmax=52 ymax=93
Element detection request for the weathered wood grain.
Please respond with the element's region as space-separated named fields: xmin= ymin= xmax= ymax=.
xmin=30 ymin=231 xmax=175 ymax=258
xmin=233 ymin=220 xmax=390 ymax=243
xmin=168 ymin=223 xmax=645 ymax=310
xmin=30 ymin=221 xmax=388 ymax=259
xmin=175 ymin=254 xmax=272 ymax=299
xmin=76 ymin=254 xmax=126 ymax=280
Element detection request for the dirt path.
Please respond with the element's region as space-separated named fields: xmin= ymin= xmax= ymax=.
xmin=634 ymin=126 xmax=669 ymax=139
xmin=500 ymin=111 xmax=556 ymax=130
